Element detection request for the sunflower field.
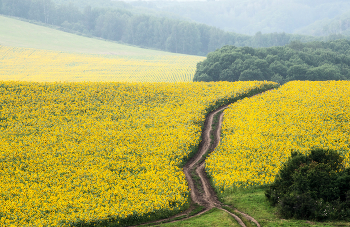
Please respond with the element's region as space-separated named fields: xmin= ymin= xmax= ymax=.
xmin=0 ymin=81 xmax=276 ymax=226
xmin=0 ymin=45 xmax=205 ymax=82
xmin=206 ymin=81 xmax=350 ymax=191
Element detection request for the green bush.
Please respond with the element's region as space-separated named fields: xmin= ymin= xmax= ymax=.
xmin=265 ymin=148 xmax=350 ymax=221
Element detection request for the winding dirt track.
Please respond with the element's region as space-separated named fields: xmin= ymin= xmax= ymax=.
xmin=135 ymin=104 xmax=261 ymax=227
xmin=184 ymin=106 xmax=260 ymax=227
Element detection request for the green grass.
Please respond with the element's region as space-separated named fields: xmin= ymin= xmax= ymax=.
xmin=154 ymin=186 xmax=350 ymax=227
xmin=221 ymin=186 xmax=350 ymax=227
xmin=0 ymin=15 xmax=183 ymax=56
xmin=157 ymin=208 xmax=240 ymax=227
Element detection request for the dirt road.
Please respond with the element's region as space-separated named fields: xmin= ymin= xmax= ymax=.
xmin=136 ymin=105 xmax=260 ymax=227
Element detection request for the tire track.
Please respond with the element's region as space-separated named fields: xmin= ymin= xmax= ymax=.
xmin=185 ymin=106 xmax=260 ymax=227
xmin=136 ymin=105 xmax=260 ymax=227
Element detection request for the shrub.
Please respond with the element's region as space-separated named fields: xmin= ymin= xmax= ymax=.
xmin=265 ymin=148 xmax=350 ymax=221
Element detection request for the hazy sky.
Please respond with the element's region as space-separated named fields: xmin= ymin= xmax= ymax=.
xmin=121 ymin=0 xmax=208 ymax=1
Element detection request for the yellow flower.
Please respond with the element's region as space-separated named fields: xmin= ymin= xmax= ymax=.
xmin=0 ymin=80 xmax=275 ymax=226
xmin=207 ymin=81 xmax=350 ymax=190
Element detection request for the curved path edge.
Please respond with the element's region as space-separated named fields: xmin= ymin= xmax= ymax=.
xmin=133 ymin=106 xmax=260 ymax=227
xmin=133 ymin=88 xmax=280 ymax=226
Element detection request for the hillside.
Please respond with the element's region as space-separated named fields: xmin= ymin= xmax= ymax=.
xmin=0 ymin=15 xmax=179 ymax=56
xmin=130 ymin=0 xmax=350 ymax=35
xmin=3 ymin=1 xmax=350 ymax=56
xmin=0 ymin=15 xmax=205 ymax=82
xmin=295 ymin=10 xmax=350 ymax=36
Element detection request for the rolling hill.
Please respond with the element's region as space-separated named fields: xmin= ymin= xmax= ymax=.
xmin=0 ymin=15 xmax=181 ymax=56
xmin=0 ymin=15 xmax=205 ymax=82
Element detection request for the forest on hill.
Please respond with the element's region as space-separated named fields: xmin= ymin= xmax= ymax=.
xmin=296 ymin=11 xmax=350 ymax=37
xmin=1 ymin=0 xmax=350 ymax=56
xmin=130 ymin=0 xmax=350 ymax=35
xmin=193 ymin=40 xmax=350 ymax=83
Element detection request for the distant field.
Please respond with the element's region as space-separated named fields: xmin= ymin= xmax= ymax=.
xmin=0 ymin=15 xmax=179 ymax=56
xmin=0 ymin=45 xmax=204 ymax=82
xmin=0 ymin=15 xmax=205 ymax=82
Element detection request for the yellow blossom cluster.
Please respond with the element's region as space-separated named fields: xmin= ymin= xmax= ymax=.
xmin=0 ymin=45 xmax=204 ymax=82
xmin=0 ymin=81 xmax=273 ymax=226
xmin=206 ymin=81 xmax=350 ymax=190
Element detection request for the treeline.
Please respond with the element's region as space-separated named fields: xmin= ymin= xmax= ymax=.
xmin=1 ymin=0 xmax=350 ymax=56
xmin=131 ymin=0 xmax=350 ymax=35
xmin=0 ymin=0 xmax=348 ymax=55
xmin=193 ymin=40 xmax=350 ymax=83
xmin=296 ymin=11 xmax=350 ymax=37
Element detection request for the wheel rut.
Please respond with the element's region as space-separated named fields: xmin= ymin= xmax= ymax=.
xmin=135 ymin=105 xmax=261 ymax=227
xmin=184 ymin=106 xmax=260 ymax=227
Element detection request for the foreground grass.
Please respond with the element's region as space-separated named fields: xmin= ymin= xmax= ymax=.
xmin=222 ymin=186 xmax=350 ymax=227
xmin=151 ymin=186 xmax=350 ymax=227
xmin=158 ymin=208 xmax=239 ymax=227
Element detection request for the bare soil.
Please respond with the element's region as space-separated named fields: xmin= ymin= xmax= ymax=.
xmin=134 ymin=105 xmax=260 ymax=227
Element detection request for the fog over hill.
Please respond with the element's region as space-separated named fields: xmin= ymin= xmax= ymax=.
xmin=46 ymin=0 xmax=350 ymax=36
xmin=127 ymin=0 xmax=350 ymax=35
xmin=2 ymin=0 xmax=350 ymax=56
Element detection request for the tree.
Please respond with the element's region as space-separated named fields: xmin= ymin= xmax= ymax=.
xmin=269 ymin=61 xmax=288 ymax=78
xmin=207 ymin=62 xmax=222 ymax=81
xmin=254 ymin=59 xmax=271 ymax=80
xmin=194 ymin=40 xmax=350 ymax=82
xmin=83 ymin=6 xmax=99 ymax=32
xmin=55 ymin=3 xmax=82 ymax=26
xmin=265 ymin=148 xmax=350 ymax=221
xmin=28 ymin=0 xmax=45 ymax=22
xmin=288 ymin=40 xmax=305 ymax=51
xmin=286 ymin=64 xmax=309 ymax=81
xmin=270 ymin=73 xmax=284 ymax=84
xmin=193 ymin=73 xmax=212 ymax=82
xmin=239 ymin=69 xmax=265 ymax=81
xmin=219 ymin=69 xmax=234 ymax=81
xmin=95 ymin=11 xmax=127 ymax=41
xmin=219 ymin=52 xmax=241 ymax=69
xmin=306 ymin=64 xmax=345 ymax=81
xmin=2 ymin=0 xmax=30 ymax=18
xmin=165 ymin=23 xmax=181 ymax=53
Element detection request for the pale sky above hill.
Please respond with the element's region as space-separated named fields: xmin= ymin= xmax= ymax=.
xmin=120 ymin=0 xmax=208 ymax=1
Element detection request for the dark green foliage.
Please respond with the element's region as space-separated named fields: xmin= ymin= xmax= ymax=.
xmin=265 ymin=148 xmax=350 ymax=221
xmin=286 ymin=64 xmax=309 ymax=81
xmin=239 ymin=69 xmax=264 ymax=81
xmin=194 ymin=40 xmax=350 ymax=82
xmin=195 ymin=73 xmax=212 ymax=82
